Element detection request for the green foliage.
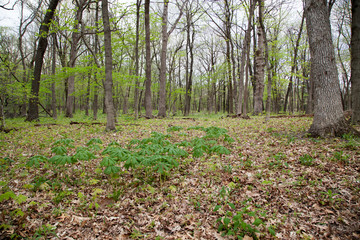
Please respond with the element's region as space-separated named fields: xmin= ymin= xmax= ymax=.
xmin=52 ymin=138 xmax=74 ymax=148
xmin=167 ymin=126 xmax=183 ymax=132
xmin=214 ymin=198 xmax=275 ymax=239
xmin=299 ymin=154 xmax=314 ymax=166
xmin=49 ymin=155 xmax=75 ymax=165
xmin=27 ymin=155 xmax=48 ymax=168
xmin=341 ymin=134 xmax=360 ymax=150
xmin=331 ymin=151 xmax=350 ymax=164
xmin=268 ymin=152 xmax=288 ymax=169
xmin=32 ymin=224 xmax=57 ymax=239
xmin=51 ymin=146 xmax=67 ymax=155
xmin=72 ymin=147 xmax=96 ymax=161
xmin=0 ymin=191 xmax=27 ymax=204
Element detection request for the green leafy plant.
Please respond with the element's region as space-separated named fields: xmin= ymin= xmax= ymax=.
xmin=214 ymin=198 xmax=275 ymax=239
xmin=320 ymin=189 xmax=340 ymax=205
xmin=331 ymin=151 xmax=350 ymax=164
xmin=268 ymin=152 xmax=288 ymax=169
xmin=299 ymin=154 xmax=314 ymax=166
xmin=167 ymin=126 xmax=183 ymax=132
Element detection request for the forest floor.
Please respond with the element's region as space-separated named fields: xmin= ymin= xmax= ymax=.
xmin=0 ymin=114 xmax=359 ymax=240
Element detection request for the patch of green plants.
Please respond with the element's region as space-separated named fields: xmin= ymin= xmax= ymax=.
xmin=32 ymin=224 xmax=57 ymax=239
xmin=268 ymin=152 xmax=288 ymax=169
xmin=214 ymin=195 xmax=275 ymax=239
xmin=331 ymin=151 xmax=350 ymax=164
xmin=299 ymin=154 xmax=315 ymax=166
xmin=341 ymin=134 xmax=360 ymax=150
xmin=101 ymin=132 xmax=185 ymax=177
xmin=319 ymin=189 xmax=340 ymax=206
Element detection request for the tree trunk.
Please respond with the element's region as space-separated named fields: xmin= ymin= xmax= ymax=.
xmin=184 ymin=9 xmax=195 ymax=116
xmin=144 ymin=0 xmax=152 ymax=118
xmin=158 ymin=0 xmax=169 ymax=118
xmin=253 ymin=0 xmax=265 ymax=115
xmin=238 ymin=0 xmax=255 ymax=115
xmin=134 ymin=0 xmax=141 ymax=119
xmin=26 ymin=0 xmax=59 ymax=122
xmin=283 ymin=14 xmax=305 ymax=113
xmin=93 ymin=1 xmax=100 ymax=121
xmin=66 ymin=0 xmax=86 ymax=118
xmin=305 ymin=0 xmax=357 ymax=137
xmin=351 ymin=0 xmax=360 ymax=124
xmin=51 ymin=33 xmax=57 ymax=119
xmin=102 ymin=0 xmax=116 ymax=131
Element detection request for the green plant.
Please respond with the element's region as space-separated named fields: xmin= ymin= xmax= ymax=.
xmin=167 ymin=126 xmax=183 ymax=132
xmin=32 ymin=224 xmax=57 ymax=239
xmin=214 ymin=198 xmax=275 ymax=239
xmin=320 ymin=189 xmax=340 ymax=205
xmin=268 ymin=152 xmax=288 ymax=169
xmin=331 ymin=151 xmax=350 ymax=164
xmin=299 ymin=154 xmax=314 ymax=166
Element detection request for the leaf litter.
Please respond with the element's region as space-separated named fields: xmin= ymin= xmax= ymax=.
xmin=0 ymin=117 xmax=359 ymax=239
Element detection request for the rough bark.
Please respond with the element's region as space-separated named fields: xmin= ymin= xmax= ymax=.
xmin=305 ymin=0 xmax=357 ymax=137
xmin=134 ymin=0 xmax=141 ymax=119
xmin=158 ymin=0 xmax=169 ymax=118
xmin=101 ymin=0 xmax=116 ymax=131
xmin=144 ymin=0 xmax=152 ymax=118
xmin=237 ymin=0 xmax=255 ymax=115
xmin=351 ymin=0 xmax=360 ymax=124
xmin=26 ymin=0 xmax=60 ymax=122
xmin=253 ymin=0 xmax=265 ymax=115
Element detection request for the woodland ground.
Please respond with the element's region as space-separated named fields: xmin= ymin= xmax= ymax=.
xmin=0 ymin=113 xmax=359 ymax=240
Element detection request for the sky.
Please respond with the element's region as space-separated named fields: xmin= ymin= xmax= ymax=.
xmin=0 ymin=0 xmax=25 ymax=28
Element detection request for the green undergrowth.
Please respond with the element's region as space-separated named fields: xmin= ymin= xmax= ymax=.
xmin=1 ymin=116 xmax=359 ymax=239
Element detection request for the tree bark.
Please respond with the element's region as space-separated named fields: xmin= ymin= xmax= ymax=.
xmin=238 ymin=0 xmax=255 ymax=115
xmin=351 ymin=0 xmax=360 ymax=124
xmin=144 ymin=0 xmax=152 ymax=118
xmin=305 ymin=0 xmax=357 ymax=137
xmin=51 ymin=33 xmax=57 ymax=119
xmin=253 ymin=0 xmax=265 ymax=115
xmin=102 ymin=0 xmax=116 ymax=131
xmin=134 ymin=0 xmax=141 ymax=119
xmin=26 ymin=0 xmax=60 ymax=122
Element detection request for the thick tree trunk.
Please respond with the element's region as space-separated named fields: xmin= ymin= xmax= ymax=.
xmin=305 ymin=0 xmax=357 ymax=137
xmin=144 ymin=0 xmax=152 ymax=118
xmin=26 ymin=0 xmax=59 ymax=122
xmin=102 ymin=0 xmax=116 ymax=131
xmin=253 ymin=0 xmax=265 ymax=115
xmin=351 ymin=0 xmax=360 ymax=124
